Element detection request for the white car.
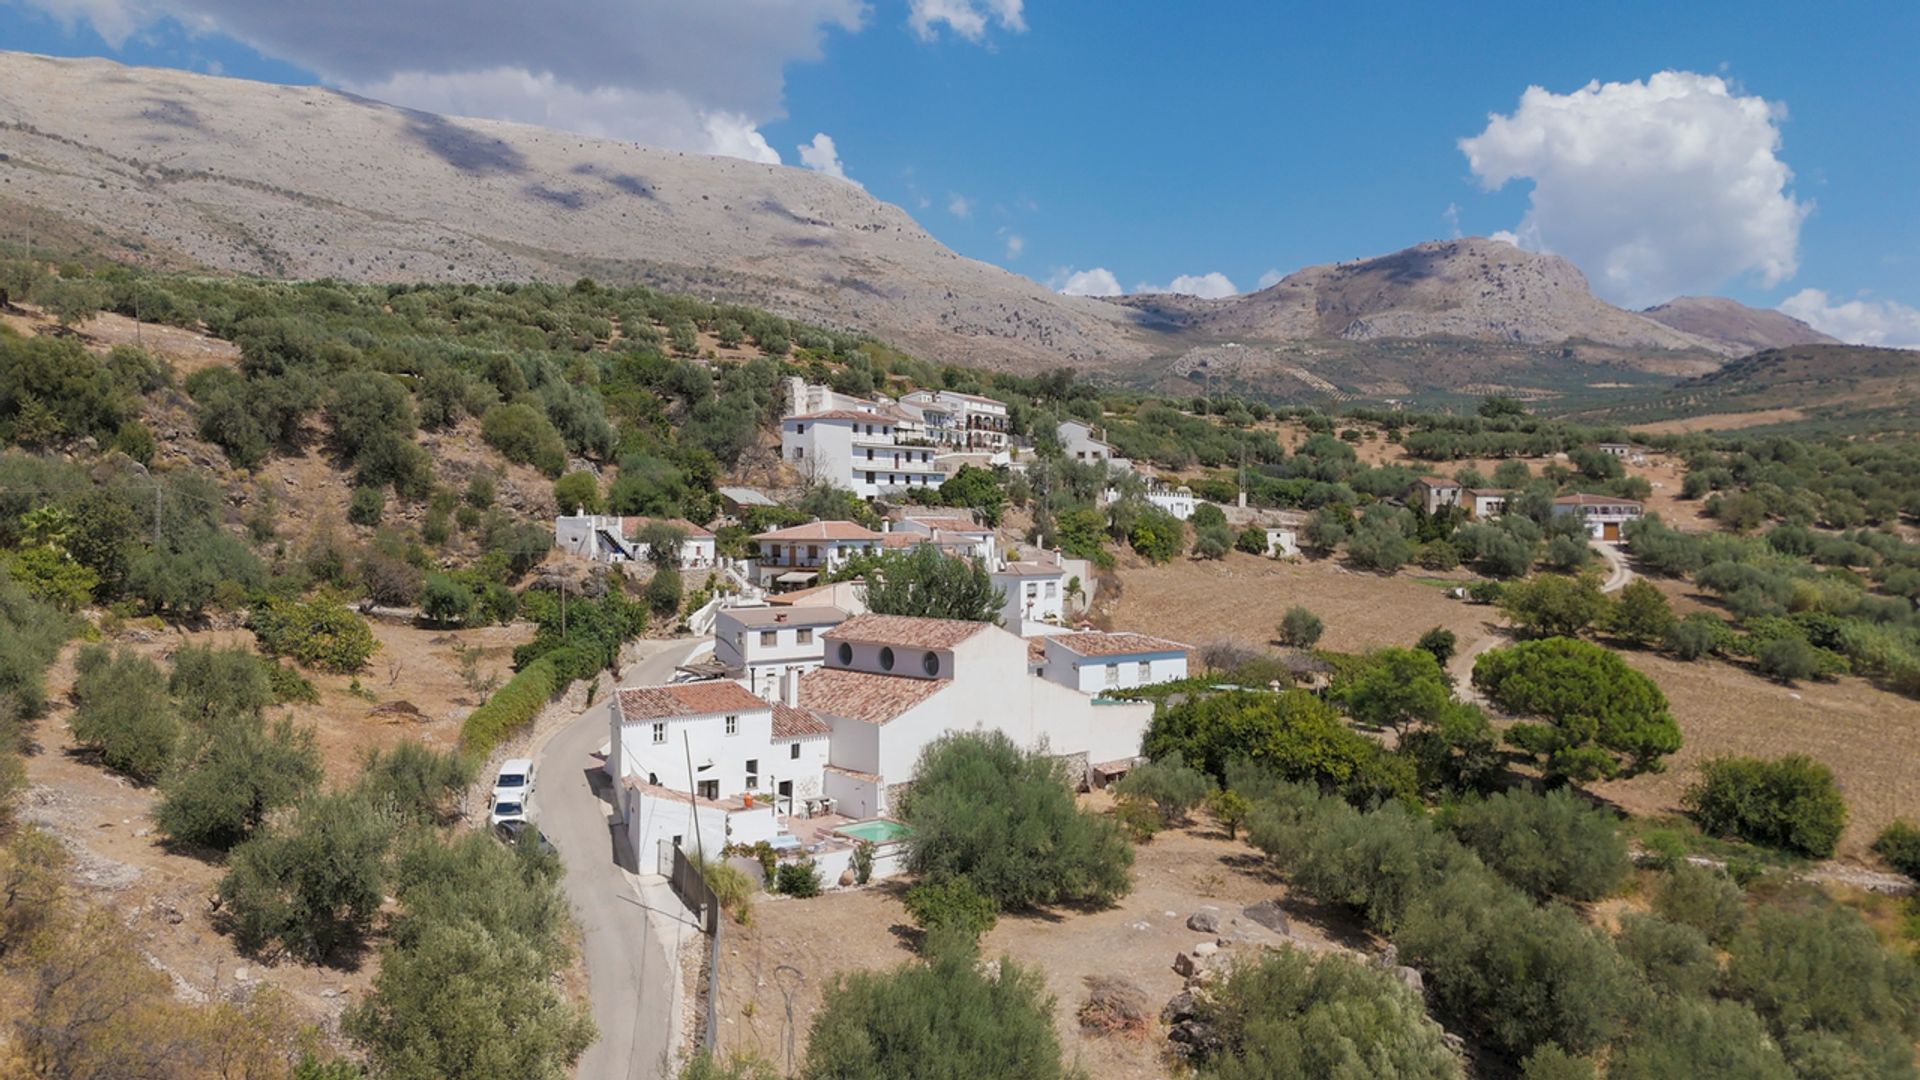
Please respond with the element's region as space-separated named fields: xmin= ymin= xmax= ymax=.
xmin=488 ymin=793 xmax=530 ymax=828
xmin=493 ymin=758 xmax=534 ymax=801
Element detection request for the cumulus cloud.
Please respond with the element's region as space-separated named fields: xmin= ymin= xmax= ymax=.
xmin=1460 ymin=71 xmax=1808 ymax=308
xmin=1255 ymin=268 xmax=1284 ymax=290
xmin=999 ymin=229 xmax=1024 ymax=259
xmin=908 ymin=0 xmax=1025 ymax=42
xmin=1136 ymin=272 xmax=1239 ymax=299
xmin=1052 ymin=267 xmax=1123 ymax=297
xmin=18 ymin=0 xmax=870 ymax=163
xmin=946 ymin=193 xmax=973 ymax=218
xmin=796 ymin=132 xmax=856 ymax=183
xmin=1779 ymin=289 xmax=1920 ymax=349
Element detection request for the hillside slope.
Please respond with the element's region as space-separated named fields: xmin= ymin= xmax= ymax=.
xmin=1571 ymin=344 xmax=1920 ymax=433
xmin=1641 ymin=296 xmax=1839 ymax=352
xmin=0 ymin=51 xmax=1145 ymax=372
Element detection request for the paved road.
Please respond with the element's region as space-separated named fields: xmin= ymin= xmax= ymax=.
xmin=538 ymin=638 xmax=706 ymax=1080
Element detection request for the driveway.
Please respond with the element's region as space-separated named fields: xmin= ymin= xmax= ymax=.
xmin=538 ymin=637 xmax=707 ymax=1080
xmin=1592 ymin=540 xmax=1633 ymax=593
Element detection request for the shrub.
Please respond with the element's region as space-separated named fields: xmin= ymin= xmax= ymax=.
xmin=801 ymin=941 xmax=1069 ymax=1080
xmin=901 ymin=731 xmax=1133 ymax=911
xmin=421 ymin=572 xmax=476 ymax=626
xmin=1473 ymin=637 xmax=1680 ymax=781
xmin=220 ymin=791 xmax=395 ymax=963
xmin=774 ymin=859 xmax=822 ymax=898
xmin=1247 ymin=785 xmax=1475 ymax=934
xmin=1191 ymin=524 xmax=1232 ymax=560
xmin=1754 ymin=635 xmax=1822 ymax=683
xmin=68 ymin=645 xmax=177 ymax=782
xmin=1615 ymin=914 xmax=1718 ymax=998
xmin=167 ymin=645 xmax=274 ymax=727
xmin=347 ymin=485 xmax=385 ymax=527
xmin=1683 ymin=754 xmax=1848 ymax=858
xmin=459 ymin=656 xmax=560 ymax=758
xmin=552 ymin=471 xmax=600 ymax=515
xmin=1609 ymin=579 xmax=1674 ymax=643
xmin=1235 ymin=525 xmax=1269 ymax=555
xmin=1650 ymin=862 xmax=1746 ymax=944
xmin=357 ymin=742 xmax=473 ymax=824
xmin=1189 ymin=948 xmax=1461 ymax=1079
xmin=1113 ymin=751 xmax=1213 ymax=826
xmin=1519 ymin=1045 xmax=1595 ymax=1080
xmin=903 ymin=876 xmax=997 ymax=943
xmin=1609 ymin=997 xmax=1794 ymax=1080
xmin=1447 ymin=788 xmax=1629 ymax=902
xmin=646 ymin=566 xmax=683 ymax=619
xmin=1275 ymin=606 xmax=1323 ymax=648
xmin=480 ymin=403 xmax=567 ymax=476
xmin=699 ymin=859 xmax=754 ymax=925
xmin=248 ymin=593 xmax=379 ymax=674
xmin=156 ymin=716 xmax=322 ymax=850
xmin=1871 ymin=819 xmax=1920 ymax=879
xmin=1128 ymin=507 xmax=1183 ymax=564
xmin=1664 ymin=612 xmax=1732 ymax=660
xmin=1415 ymin=626 xmax=1456 ymax=666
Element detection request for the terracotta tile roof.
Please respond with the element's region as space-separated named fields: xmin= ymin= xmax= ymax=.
xmin=994 ymin=560 xmax=1065 ymax=578
xmin=786 ymin=409 xmax=890 ymax=423
xmin=616 ymin=681 xmax=767 ymax=721
xmin=799 ymin=667 xmax=949 ymax=725
xmin=620 ymin=516 xmax=714 ymax=540
xmin=771 ymin=701 xmax=831 ymax=739
xmin=718 ymin=605 xmax=847 ymax=628
xmin=826 ymin=613 xmax=993 ymax=650
xmin=1048 ymin=631 xmax=1190 ymax=658
xmin=1027 ymin=638 xmax=1048 ymax=663
xmin=1554 ymin=492 xmax=1643 ymax=508
xmin=823 ymin=763 xmax=883 ymax=783
xmin=753 ymin=521 xmax=884 ymax=543
xmin=1411 ymin=477 xmax=1460 ymax=489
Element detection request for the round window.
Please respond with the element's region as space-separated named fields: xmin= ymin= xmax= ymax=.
xmin=922 ymin=651 xmax=940 ymax=677
xmin=836 ymin=642 xmax=853 ymax=665
xmin=879 ymin=646 xmax=896 ymax=671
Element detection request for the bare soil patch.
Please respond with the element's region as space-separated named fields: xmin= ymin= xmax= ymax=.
xmin=1630 ymin=408 xmax=1808 ymax=436
xmin=707 ymin=807 xmax=1368 ymax=1078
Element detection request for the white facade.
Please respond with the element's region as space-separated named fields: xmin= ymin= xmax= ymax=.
xmin=554 ymin=514 xmax=715 ymax=567
xmin=1552 ymin=494 xmax=1645 ymax=540
xmin=781 ymin=412 xmax=944 ymax=500
xmin=714 ymin=605 xmax=843 ymax=698
xmin=890 ymin=514 xmax=997 ymax=565
xmin=1145 ymin=485 xmax=1198 ymax=521
xmin=1058 ymin=419 xmax=1115 ymax=464
xmin=751 ymin=520 xmax=886 ymax=587
xmin=1410 ymin=478 xmax=1464 ymax=516
xmin=608 ymin=683 xmax=781 ymax=801
xmin=620 ymin=782 xmax=778 ymax=875
xmin=991 ymin=561 xmax=1068 ymax=634
xmin=1466 ymin=489 xmax=1512 ymax=519
xmin=1039 ymin=632 xmax=1190 ymax=695
xmin=900 ymin=389 xmax=1011 ymax=451
xmin=1261 ymin=527 xmax=1300 ymax=557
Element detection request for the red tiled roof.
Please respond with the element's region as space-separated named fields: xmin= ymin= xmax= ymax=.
xmin=799 ymin=667 xmax=949 ymax=725
xmin=1411 ymin=477 xmax=1460 ymax=489
xmin=771 ymin=701 xmax=831 ymax=739
xmin=823 ymin=763 xmax=882 ymax=784
xmin=786 ymin=409 xmax=890 ymax=423
xmin=826 ymin=613 xmax=993 ymax=650
xmin=620 ymin=516 xmax=715 ymax=540
xmin=995 ymin=561 xmax=1065 ymax=578
xmin=753 ymin=521 xmax=884 ymax=543
xmin=718 ymin=605 xmax=847 ymax=628
xmin=1048 ymin=631 xmax=1190 ymax=658
xmin=616 ymin=681 xmax=767 ymax=721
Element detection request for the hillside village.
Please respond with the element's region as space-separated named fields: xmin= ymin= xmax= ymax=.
xmin=1 ymin=256 xmax=1918 ymax=1080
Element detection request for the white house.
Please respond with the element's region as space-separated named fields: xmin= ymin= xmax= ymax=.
xmin=1145 ymin=484 xmax=1199 ymax=521
xmin=900 ymin=389 xmax=1011 ymax=452
xmin=991 ymin=558 xmax=1069 ymax=634
xmin=888 ymin=512 xmax=997 ymax=565
xmin=1465 ymin=488 xmax=1512 ymax=519
xmin=608 ymin=681 xmax=779 ymax=800
xmin=1258 ymin=525 xmax=1301 ymax=557
xmin=714 ymin=605 xmax=845 ymax=699
xmin=750 ymin=520 xmax=886 ymax=588
xmin=800 ymin=614 xmax=1155 ymax=817
xmin=1039 ymin=631 xmax=1190 ymax=695
xmin=1409 ymin=477 xmax=1463 ymax=516
xmin=767 ymin=578 xmax=871 ymax=615
xmin=553 ymin=515 xmax=716 ymax=567
xmin=781 ymin=411 xmax=944 ymax=500
xmin=1595 ymin=442 xmax=1633 ymax=458
xmin=1058 ymin=419 xmax=1122 ymax=466
xmin=1552 ymin=492 xmax=1644 ymax=541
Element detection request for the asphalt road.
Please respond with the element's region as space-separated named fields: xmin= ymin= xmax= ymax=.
xmin=538 ymin=638 xmax=705 ymax=1080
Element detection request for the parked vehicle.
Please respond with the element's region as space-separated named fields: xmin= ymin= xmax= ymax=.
xmin=493 ymin=758 xmax=535 ymax=800
xmin=494 ymin=818 xmax=556 ymax=854
xmin=488 ymin=794 xmax=529 ymax=828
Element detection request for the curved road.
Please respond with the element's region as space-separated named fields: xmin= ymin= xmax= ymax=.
xmin=1592 ymin=540 xmax=1633 ymax=594
xmin=537 ymin=638 xmax=706 ymax=1080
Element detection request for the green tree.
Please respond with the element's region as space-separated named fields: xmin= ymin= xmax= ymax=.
xmin=1235 ymin=525 xmax=1269 ymax=555
xmin=645 ymin=566 xmax=683 ymax=619
xmin=634 ymin=520 xmax=689 ymax=570
xmin=1275 ymin=606 xmax=1323 ymax=649
xmin=1649 ymin=862 xmax=1747 ymax=945
xmin=1447 ymin=788 xmax=1629 ymax=902
xmin=220 ymin=791 xmax=395 ymax=963
xmin=347 ymin=484 xmax=385 ymax=527
xmin=935 ymin=466 xmax=1006 ymax=526
xmin=1609 ymin=579 xmax=1674 ymax=643
xmin=1415 ymin=626 xmax=1456 ymax=666
xmin=1872 ymin=819 xmax=1920 ymax=879
xmin=1615 ymin=914 xmax=1718 ymax=998
xmin=1498 ymin=574 xmax=1611 ymax=638
xmin=1145 ymin=691 xmax=1413 ymax=806
xmin=1113 ymin=751 xmax=1214 ymax=826
xmin=1683 ymin=754 xmax=1848 ymax=858
xmin=901 ymin=730 xmax=1132 ymax=910
xmin=552 ymin=471 xmax=600 ymax=515
xmin=1128 ymin=506 xmax=1184 ymax=564
xmin=167 ymin=645 xmax=274 ymax=727
xmin=69 ymin=645 xmax=177 ymax=782
xmin=1189 ymin=948 xmax=1461 ymax=1080
xmin=902 ymin=876 xmax=997 ymax=945
xmin=1206 ymin=788 xmax=1252 ymax=839
xmin=356 ymin=741 xmax=473 ymax=824
xmin=248 ymin=593 xmax=379 ymax=673
xmin=862 ymin=544 xmax=1004 ymax=623
xmin=1663 ymin=611 xmax=1733 ymax=660
xmin=1724 ymin=905 xmax=1920 ymax=1078
xmin=802 ymin=940 xmax=1070 ymax=1080
xmin=422 ymin=572 xmax=477 ymax=626
xmin=1303 ymin=509 xmax=1348 ymax=556
xmin=1337 ymin=647 xmax=1451 ymax=736
xmin=1473 ymin=637 xmax=1680 ymax=781
xmin=156 ymin=715 xmax=322 ymax=850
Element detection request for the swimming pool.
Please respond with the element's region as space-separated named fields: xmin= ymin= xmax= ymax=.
xmin=835 ymin=819 xmax=909 ymax=844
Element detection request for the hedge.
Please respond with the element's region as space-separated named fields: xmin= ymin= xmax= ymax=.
xmin=459 ymin=655 xmax=560 ymax=758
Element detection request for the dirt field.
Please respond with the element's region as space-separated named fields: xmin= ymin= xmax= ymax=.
xmin=13 ymin=616 xmax=533 ymax=1042
xmin=1630 ymin=408 xmax=1808 ymax=436
xmin=708 ymin=803 xmax=1372 ymax=1078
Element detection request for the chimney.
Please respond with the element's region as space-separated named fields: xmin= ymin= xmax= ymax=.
xmin=782 ymin=667 xmax=800 ymax=708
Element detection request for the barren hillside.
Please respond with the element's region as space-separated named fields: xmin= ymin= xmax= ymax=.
xmin=0 ymin=51 xmax=1146 ymax=372
xmin=1641 ymin=296 xmax=1840 ymax=352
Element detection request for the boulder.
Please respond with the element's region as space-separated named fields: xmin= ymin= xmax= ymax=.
xmin=1192 ymin=941 xmax=1220 ymax=959
xmin=1187 ymin=911 xmax=1220 ymax=933
xmin=1161 ymin=989 xmax=1200 ymax=1024
xmin=838 ymin=867 xmax=856 ymax=887
xmin=1392 ymin=966 xmax=1424 ymax=994
xmin=1242 ymin=899 xmax=1290 ymax=935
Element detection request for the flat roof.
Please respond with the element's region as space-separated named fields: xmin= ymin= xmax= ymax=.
xmin=718 ymin=605 xmax=848 ymax=628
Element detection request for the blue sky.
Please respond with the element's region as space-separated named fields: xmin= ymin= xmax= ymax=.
xmin=6 ymin=0 xmax=1918 ymax=343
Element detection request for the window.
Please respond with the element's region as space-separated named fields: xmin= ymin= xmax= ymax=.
xmin=760 ymin=630 xmax=777 ymax=647
xmin=1045 ymin=582 xmax=1057 ymax=599
xmin=866 ymin=472 xmax=875 ymax=484
xmin=791 ymin=446 xmax=804 ymax=459
xmin=745 ymin=759 xmax=759 ymax=790
xmin=1106 ymin=664 xmax=1120 ymax=688
xmin=790 ymin=742 xmax=802 ymax=760
xmin=1137 ymin=661 xmax=1151 ymax=682
xmin=798 ymin=628 xmax=813 ymax=645
xmin=837 ymin=642 xmax=853 ymax=665
xmin=697 ymin=780 xmax=719 ymax=800
xmin=725 ymin=715 xmax=739 ymax=736
xmin=879 ymin=646 xmax=896 ymax=671
xmin=651 ymin=722 xmax=666 ymax=745
xmin=922 ymin=651 xmax=941 ymax=677
xmin=1025 ymin=583 xmax=1038 ymax=598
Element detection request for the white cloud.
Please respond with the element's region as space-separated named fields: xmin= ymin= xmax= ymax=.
xmin=1460 ymin=71 xmax=1808 ymax=308
xmin=908 ymin=0 xmax=1025 ymax=42
xmin=19 ymin=0 xmax=866 ymax=164
xmin=1052 ymin=267 xmax=1123 ymax=297
xmin=1489 ymin=229 xmax=1522 ymax=247
xmin=1442 ymin=202 xmax=1462 ymax=240
xmin=1255 ymin=268 xmax=1284 ymax=290
xmin=999 ymin=229 xmax=1024 ymax=259
xmin=796 ymin=132 xmax=856 ymax=184
xmin=1136 ymin=272 xmax=1239 ymax=299
xmin=1779 ymin=289 xmax=1920 ymax=349
xmin=946 ymin=193 xmax=973 ymax=218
